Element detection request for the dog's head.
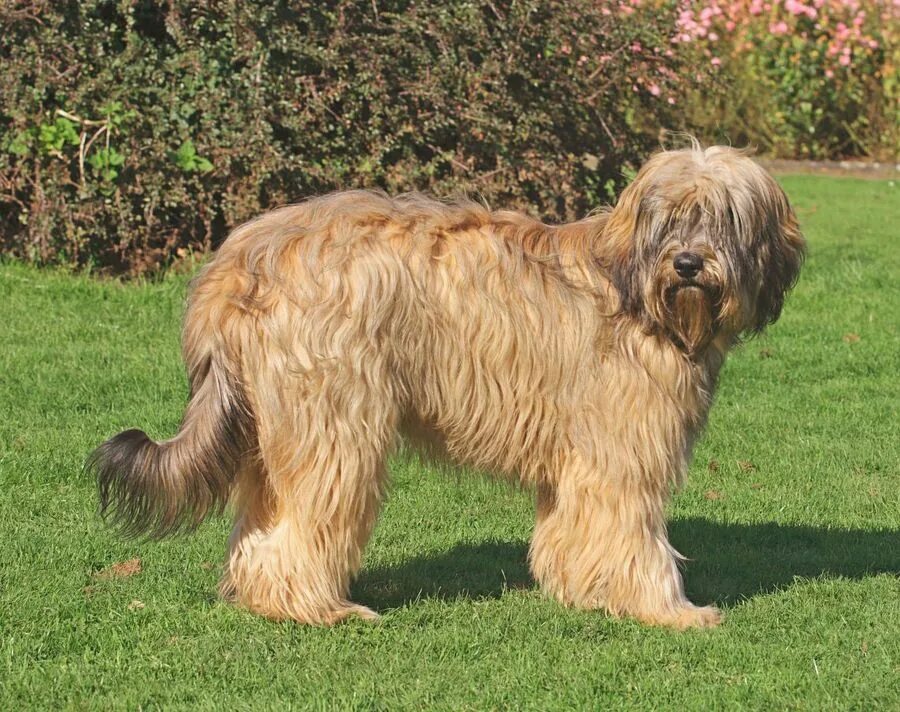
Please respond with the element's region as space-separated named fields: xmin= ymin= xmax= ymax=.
xmin=602 ymin=144 xmax=806 ymax=355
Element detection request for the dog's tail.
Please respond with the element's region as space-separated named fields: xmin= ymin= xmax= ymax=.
xmin=88 ymin=347 xmax=250 ymax=539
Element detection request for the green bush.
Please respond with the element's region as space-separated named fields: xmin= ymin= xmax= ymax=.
xmin=0 ymin=0 xmax=702 ymax=274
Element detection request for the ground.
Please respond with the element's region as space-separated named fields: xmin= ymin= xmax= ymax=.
xmin=0 ymin=175 xmax=898 ymax=709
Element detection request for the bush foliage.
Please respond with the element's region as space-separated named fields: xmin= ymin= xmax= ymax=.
xmin=0 ymin=0 xmax=700 ymax=273
xmin=1 ymin=1 xmax=896 ymax=274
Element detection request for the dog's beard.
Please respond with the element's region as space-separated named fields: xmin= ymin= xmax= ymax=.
xmin=665 ymin=285 xmax=715 ymax=355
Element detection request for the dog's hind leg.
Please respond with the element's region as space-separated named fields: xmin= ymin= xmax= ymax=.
xmin=220 ymin=453 xmax=274 ymax=604
xmin=225 ymin=365 xmax=398 ymax=625
xmin=529 ymin=455 xmax=721 ymax=629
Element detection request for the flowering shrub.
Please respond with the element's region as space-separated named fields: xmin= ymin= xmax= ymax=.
xmin=674 ymin=0 xmax=899 ymax=158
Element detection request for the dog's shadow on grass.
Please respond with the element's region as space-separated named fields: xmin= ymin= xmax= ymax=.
xmin=355 ymin=519 xmax=900 ymax=611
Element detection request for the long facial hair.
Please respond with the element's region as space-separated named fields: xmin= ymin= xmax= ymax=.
xmin=645 ymin=241 xmax=723 ymax=356
xmin=664 ymin=284 xmax=716 ymax=354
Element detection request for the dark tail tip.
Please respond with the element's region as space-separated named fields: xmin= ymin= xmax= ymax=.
xmin=88 ymin=428 xmax=182 ymax=539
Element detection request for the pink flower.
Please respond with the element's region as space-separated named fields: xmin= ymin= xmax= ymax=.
xmin=711 ymin=56 xmax=721 ymax=66
xmin=667 ymin=96 xmax=676 ymax=105
xmin=825 ymin=69 xmax=834 ymax=78
xmin=839 ymin=53 xmax=851 ymax=66
xmin=648 ymin=83 xmax=661 ymax=96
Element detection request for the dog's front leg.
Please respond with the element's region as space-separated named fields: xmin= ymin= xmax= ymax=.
xmin=529 ymin=454 xmax=720 ymax=629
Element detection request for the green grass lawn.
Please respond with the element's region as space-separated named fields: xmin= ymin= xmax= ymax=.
xmin=1 ymin=175 xmax=898 ymax=709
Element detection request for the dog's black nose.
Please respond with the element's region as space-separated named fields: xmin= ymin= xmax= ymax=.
xmin=673 ymin=252 xmax=704 ymax=279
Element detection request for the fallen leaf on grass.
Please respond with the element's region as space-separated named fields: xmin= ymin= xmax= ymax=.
xmin=738 ymin=460 xmax=756 ymax=473
xmin=750 ymin=482 xmax=764 ymax=490
xmin=759 ymin=348 xmax=773 ymax=359
xmin=707 ymin=459 xmax=720 ymax=472
xmin=94 ymin=558 xmax=142 ymax=580
xmin=704 ymin=490 xmax=724 ymax=501
xmin=843 ymin=333 xmax=860 ymax=344
xmin=128 ymin=599 xmax=145 ymax=611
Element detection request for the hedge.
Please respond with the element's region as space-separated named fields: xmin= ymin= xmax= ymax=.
xmin=0 ymin=0 xmax=701 ymax=274
xmin=2 ymin=1 xmax=895 ymax=275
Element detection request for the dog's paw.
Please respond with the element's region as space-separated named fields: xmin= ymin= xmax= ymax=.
xmin=325 ymin=603 xmax=380 ymax=625
xmin=349 ymin=604 xmax=381 ymax=622
xmin=639 ymin=604 xmax=722 ymax=630
xmin=672 ymin=604 xmax=722 ymax=629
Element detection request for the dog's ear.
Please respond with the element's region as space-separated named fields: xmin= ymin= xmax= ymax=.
xmin=752 ymin=179 xmax=806 ymax=331
xmin=602 ymin=176 xmax=650 ymax=316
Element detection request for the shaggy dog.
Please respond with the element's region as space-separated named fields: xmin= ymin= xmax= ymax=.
xmin=89 ymin=144 xmax=805 ymax=628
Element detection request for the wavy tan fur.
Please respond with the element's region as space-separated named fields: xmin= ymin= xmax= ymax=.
xmin=89 ymin=144 xmax=805 ymax=628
